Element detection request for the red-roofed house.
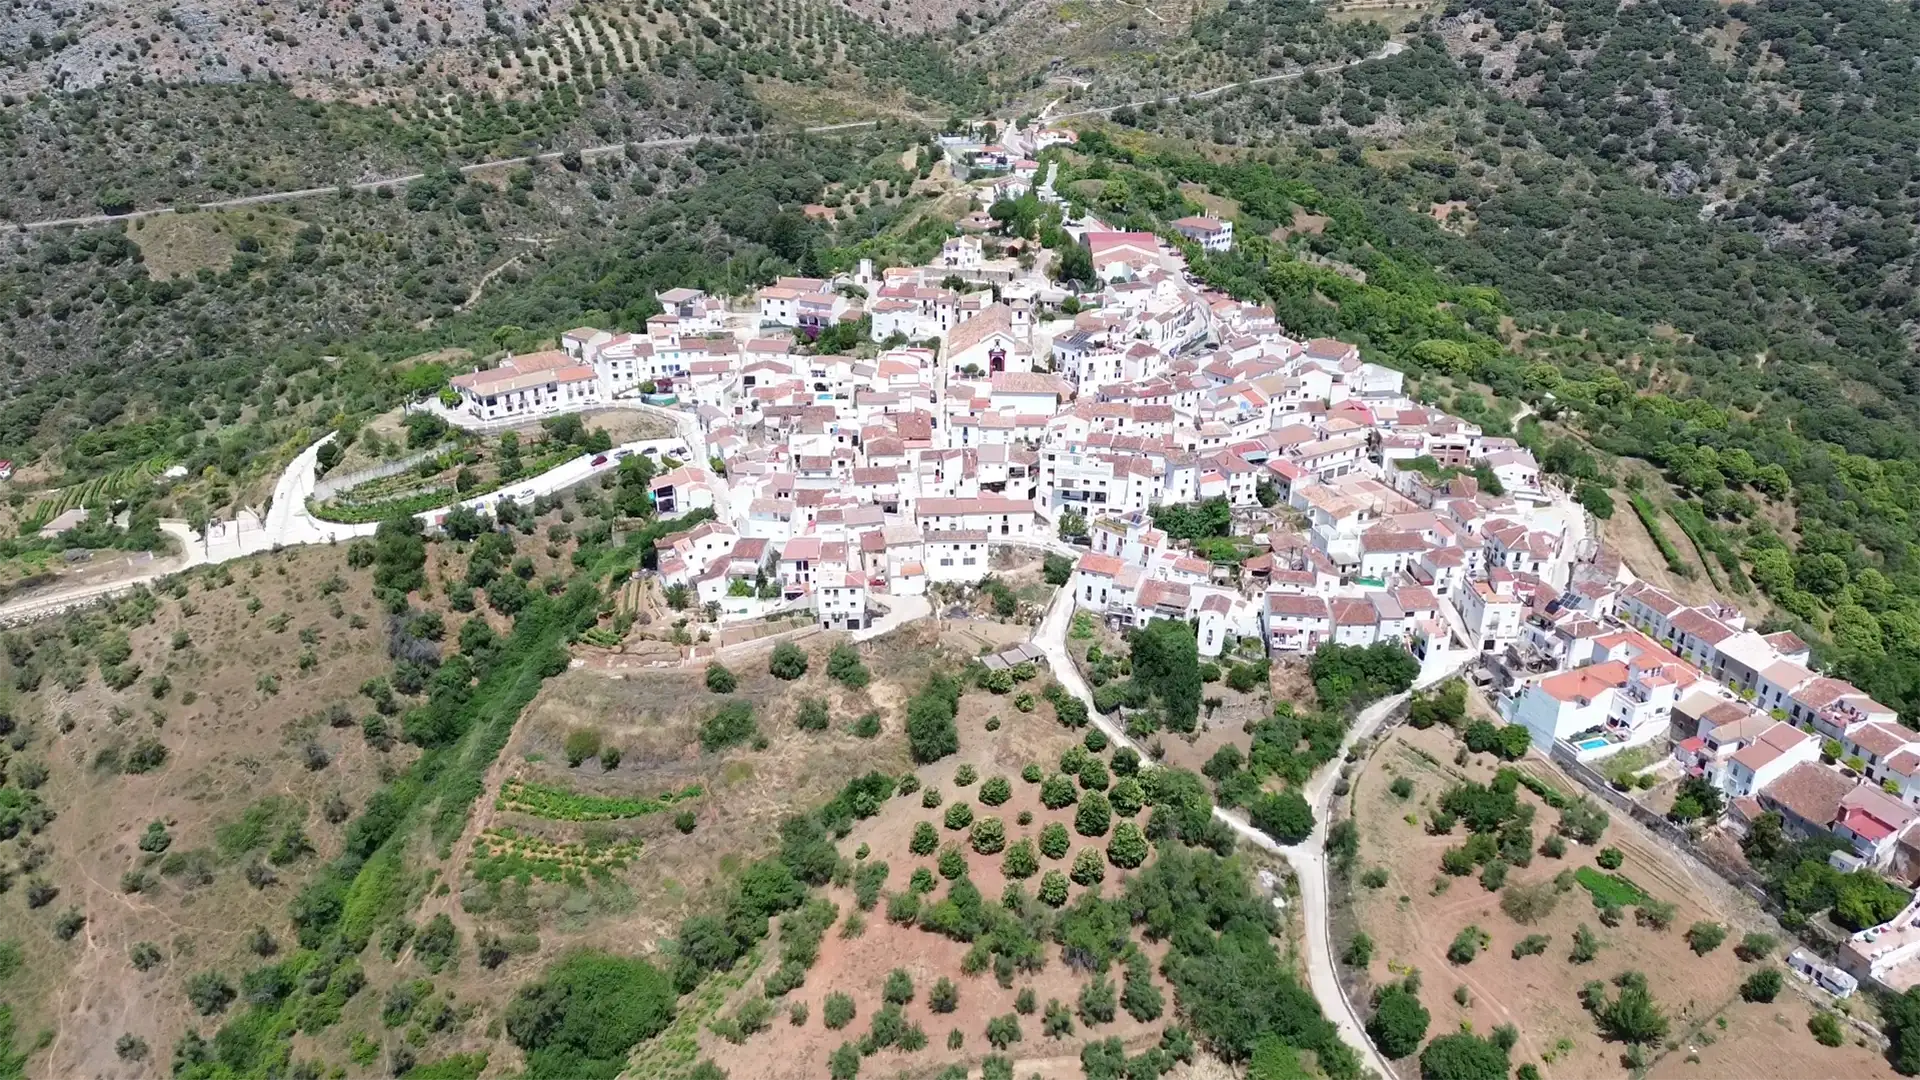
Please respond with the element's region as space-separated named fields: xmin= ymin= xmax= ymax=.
xmin=1835 ymin=784 xmax=1920 ymax=868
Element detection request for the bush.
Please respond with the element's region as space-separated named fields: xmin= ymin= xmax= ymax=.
xmin=1367 ymin=985 xmax=1430 ymax=1059
xmin=985 ymin=1013 xmax=1022 ymax=1050
xmin=1499 ymin=880 xmax=1559 ymax=925
xmin=938 ymin=844 xmax=967 ymax=879
xmin=945 ymin=802 xmax=974 ymax=831
xmin=565 ymin=727 xmax=603 ymax=768
xmin=769 ymin=642 xmax=810 ymax=680
xmin=1809 ymin=1010 xmax=1844 ymax=1047
xmin=1558 ymin=798 xmax=1610 ymax=845
xmin=1478 ymin=860 xmax=1509 ymax=892
xmin=828 ymin=1042 xmax=860 ymax=1080
xmin=910 ymin=822 xmax=939 ymax=855
xmin=1077 ymin=975 xmax=1117 ymax=1026
xmin=1446 ymin=925 xmax=1483 ymax=965
xmin=1040 ymin=822 xmax=1071 ymax=860
xmin=1541 ymin=834 xmax=1568 ymax=859
xmin=794 ymin=696 xmax=831 ymax=732
xmin=886 ymin=891 xmax=921 ymax=925
xmin=700 ymin=701 xmax=758 ymax=752
xmin=1076 ymin=791 xmax=1113 ymax=837
xmin=979 ymin=776 xmax=1012 ymax=806
xmin=1596 ymin=847 xmax=1624 ymax=870
xmin=1039 ymin=871 xmax=1070 ymax=907
xmin=1249 ymin=790 xmax=1314 ymax=845
xmin=186 ymin=971 xmax=237 ymax=1015
xmin=1570 ymin=923 xmax=1601 ymax=964
xmin=883 ymin=968 xmax=914 ymax=1005
xmin=1635 ymin=899 xmax=1676 ymax=931
xmin=1106 ymin=823 xmax=1149 ymax=868
xmin=1078 ymin=756 xmax=1110 ymax=792
xmin=970 ymin=817 xmax=1007 ymax=855
xmin=52 ymin=903 xmax=86 ymax=937
xmin=1511 ymin=934 xmax=1550 ymax=959
xmin=1044 ymin=997 xmax=1075 ymax=1037
xmin=138 ymin=821 xmax=172 ymax=853
xmin=920 ymin=975 xmax=958 ymax=1016
xmin=1041 ymin=774 xmax=1078 ymax=809
xmin=504 ymin=951 xmax=678 ymax=1076
xmin=823 ymin=992 xmax=856 ymax=1030
xmin=705 ymin=662 xmax=736 ymax=693
xmin=1741 ymin=967 xmax=1783 ymax=1003
xmin=1003 ymin=840 xmax=1039 ymax=879
xmin=905 ymin=672 xmax=963 ymax=764
xmin=1419 ymin=1033 xmax=1509 ymax=1080
xmin=1389 ymin=777 xmax=1414 ymax=799
xmin=1070 ymin=848 xmax=1105 ymax=886
xmin=827 ymin=643 xmax=870 ymax=689
xmin=1686 ymin=921 xmax=1727 ymax=955
xmin=1345 ymin=932 xmax=1374 ymax=966
xmin=1120 ymin=951 xmax=1162 ymax=1022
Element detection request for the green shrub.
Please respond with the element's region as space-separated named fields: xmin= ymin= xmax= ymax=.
xmin=1686 ymin=921 xmax=1727 ymax=956
xmin=769 ymin=642 xmax=809 ymax=680
xmin=823 ymin=992 xmax=856 ymax=1030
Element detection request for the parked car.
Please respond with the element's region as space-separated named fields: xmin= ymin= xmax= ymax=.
xmin=613 ymin=448 xmax=634 ymax=460
xmin=591 ymin=454 xmax=609 ymax=467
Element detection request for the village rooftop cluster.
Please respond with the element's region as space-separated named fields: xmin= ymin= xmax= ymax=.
xmin=429 ymin=120 xmax=1920 ymax=994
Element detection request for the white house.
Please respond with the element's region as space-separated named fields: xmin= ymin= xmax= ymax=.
xmin=813 ymin=572 xmax=870 ymax=631
xmin=946 ymin=304 xmax=1031 ymax=377
xmin=1171 ymin=215 xmax=1234 ymax=253
xmin=1263 ymin=592 xmax=1331 ymax=653
xmin=449 ymin=351 xmax=601 ymax=421
xmin=916 ymin=496 xmax=1038 ymax=539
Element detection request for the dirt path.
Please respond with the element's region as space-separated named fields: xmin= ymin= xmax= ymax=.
xmin=7 ymin=121 xmax=891 ymax=231
xmin=458 ymin=253 xmax=526 ymax=311
xmin=417 ymin=716 xmax=529 ymax=932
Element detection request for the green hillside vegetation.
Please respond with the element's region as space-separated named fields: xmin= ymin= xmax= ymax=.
xmin=1045 ymin=6 xmax=1920 ymax=719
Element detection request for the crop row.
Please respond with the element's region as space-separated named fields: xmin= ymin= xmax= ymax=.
xmin=497 ymin=779 xmax=703 ymax=821
xmin=1628 ymin=491 xmax=1692 ymax=578
xmin=23 ymin=456 xmax=170 ymax=532
xmin=472 ymin=827 xmax=642 ymax=885
xmin=1667 ymin=502 xmax=1752 ymax=596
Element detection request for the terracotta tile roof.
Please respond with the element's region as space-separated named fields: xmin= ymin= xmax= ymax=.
xmin=1760 ymin=762 xmax=1853 ymax=827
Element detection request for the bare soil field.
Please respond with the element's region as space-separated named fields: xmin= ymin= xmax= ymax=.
xmin=692 ymin=629 xmax=1191 ymax=1078
xmin=701 ymin=750 xmax=1170 ymax=1078
xmin=1343 ymin=723 xmax=1891 ymax=1079
xmin=429 ymin=621 xmax=1108 ymax=1061
xmin=1646 ymin=995 xmax=1891 ymax=1080
xmin=0 ymin=545 xmax=403 ymax=1077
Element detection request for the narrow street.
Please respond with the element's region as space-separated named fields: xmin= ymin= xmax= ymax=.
xmin=1033 ymin=586 xmax=1460 ymax=1077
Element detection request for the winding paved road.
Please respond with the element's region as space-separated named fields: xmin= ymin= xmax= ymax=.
xmin=1033 ymin=586 xmax=1464 ymax=1078
xmin=0 ymin=421 xmax=700 ymax=625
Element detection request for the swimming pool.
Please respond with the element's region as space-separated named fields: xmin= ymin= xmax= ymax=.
xmin=1575 ymin=737 xmax=1611 ymax=752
